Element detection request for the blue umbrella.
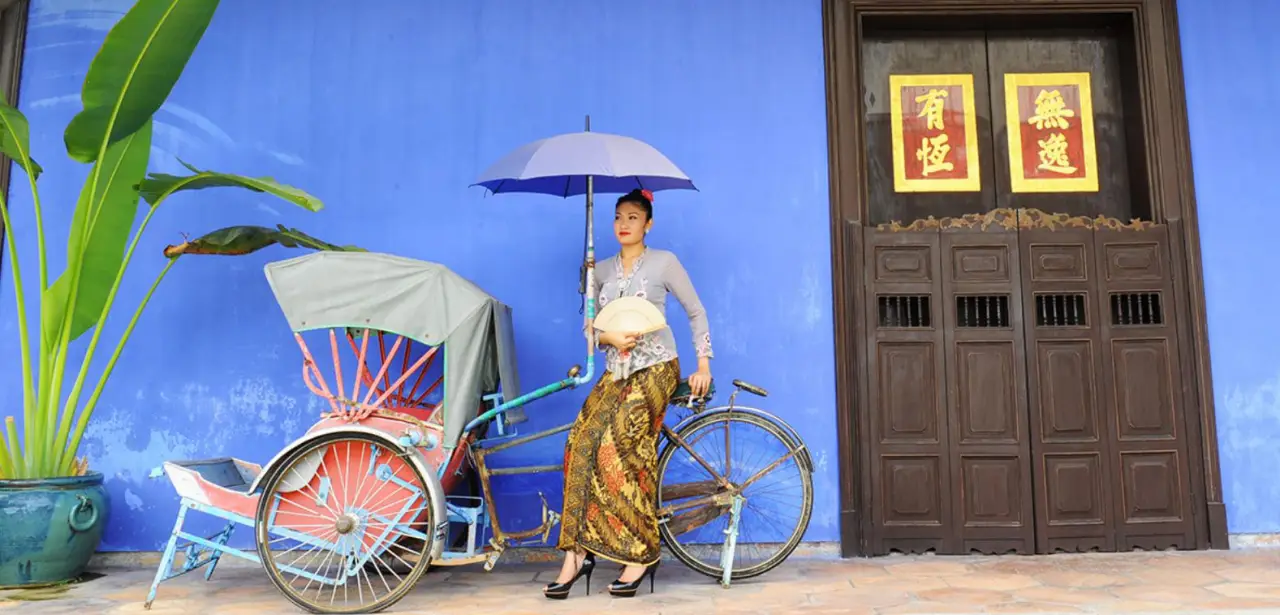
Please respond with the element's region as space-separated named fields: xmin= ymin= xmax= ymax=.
xmin=471 ymin=119 xmax=696 ymax=390
xmin=473 ymin=130 xmax=697 ymax=197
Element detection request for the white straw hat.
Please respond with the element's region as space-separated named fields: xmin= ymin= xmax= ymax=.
xmin=594 ymin=296 xmax=667 ymax=335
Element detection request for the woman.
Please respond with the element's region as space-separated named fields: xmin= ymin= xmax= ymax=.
xmin=543 ymin=188 xmax=713 ymax=599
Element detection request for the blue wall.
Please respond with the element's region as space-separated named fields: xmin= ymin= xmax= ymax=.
xmin=0 ymin=0 xmax=837 ymax=551
xmin=1177 ymin=0 xmax=1280 ymax=534
xmin=3 ymin=0 xmax=1278 ymax=552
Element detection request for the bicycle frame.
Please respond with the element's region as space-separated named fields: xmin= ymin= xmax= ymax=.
xmin=451 ymin=385 xmax=809 ymax=585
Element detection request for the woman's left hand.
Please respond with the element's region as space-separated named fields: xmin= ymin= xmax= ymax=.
xmin=688 ymin=368 xmax=712 ymax=399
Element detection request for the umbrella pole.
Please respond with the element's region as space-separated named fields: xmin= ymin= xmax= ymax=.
xmin=575 ymin=114 xmax=597 ymax=387
xmin=578 ymin=173 xmax=596 ymax=387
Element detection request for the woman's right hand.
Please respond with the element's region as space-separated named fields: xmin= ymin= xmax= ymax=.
xmin=599 ymin=330 xmax=638 ymax=351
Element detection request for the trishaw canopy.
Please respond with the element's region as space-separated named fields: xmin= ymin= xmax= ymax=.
xmin=263 ymin=251 xmax=522 ymax=448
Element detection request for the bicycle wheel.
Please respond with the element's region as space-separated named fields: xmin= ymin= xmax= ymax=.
xmin=657 ymin=411 xmax=813 ymax=580
xmin=255 ymin=432 xmax=434 ymax=614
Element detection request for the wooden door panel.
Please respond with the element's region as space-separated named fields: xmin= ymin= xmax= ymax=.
xmin=1019 ymin=227 xmax=1117 ymax=552
xmin=881 ymin=455 xmax=946 ymax=527
xmin=942 ymin=229 xmax=1034 ymax=554
xmin=960 ymin=458 xmax=1026 ymax=522
xmin=954 ymin=342 xmax=1020 ymax=444
xmin=1094 ymin=227 xmax=1197 ymax=549
xmin=864 ymin=231 xmax=952 ymax=553
xmin=1034 ymin=340 xmax=1101 ymax=443
xmin=1042 ymin=453 xmax=1108 ymax=524
xmin=877 ymin=342 xmax=942 ymax=444
xmin=1111 ymin=339 xmax=1178 ymax=441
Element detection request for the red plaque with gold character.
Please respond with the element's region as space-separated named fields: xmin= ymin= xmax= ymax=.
xmin=1003 ymin=72 xmax=1099 ymax=193
xmin=889 ymin=74 xmax=981 ymax=193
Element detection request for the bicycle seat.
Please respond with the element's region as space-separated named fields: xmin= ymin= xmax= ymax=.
xmin=670 ymin=378 xmax=716 ymax=408
xmin=731 ymin=379 xmax=769 ymax=397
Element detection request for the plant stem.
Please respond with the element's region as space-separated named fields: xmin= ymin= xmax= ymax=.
xmin=59 ymin=258 xmax=176 ymax=476
xmin=26 ymin=165 xmax=50 ymax=475
xmin=0 ymin=185 xmax=36 ymax=477
xmin=55 ymin=202 xmax=162 ymax=471
xmin=44 ymin=127 xmax=121 ymax=478
xmin=26 ymin=165 xmax=48 ymax=294
xmin=11 ymin=146 xmax=51 ymax=476
xmin=0 ymin=427 xmax=13 ymax=479
xmin=4 ymin=417 xmax=22 ymax=478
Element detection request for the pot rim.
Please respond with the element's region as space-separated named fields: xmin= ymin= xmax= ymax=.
xmin=0 ymin=470 xmax=104 ymax=489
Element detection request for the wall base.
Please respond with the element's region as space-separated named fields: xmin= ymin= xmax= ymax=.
xmin=93 ymin=535 xmax=1280 ymax=570
xmin=89 ymin=541 xmax=845 ymax=570
xmin=1228 ymin=534 xmax=1280 ymax=549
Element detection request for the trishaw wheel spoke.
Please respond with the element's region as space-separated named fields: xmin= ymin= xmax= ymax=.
xmin=658 ymin=412 xmax=813 ymax=581
xmin=256 ymin=433 xmax=434 ymax=614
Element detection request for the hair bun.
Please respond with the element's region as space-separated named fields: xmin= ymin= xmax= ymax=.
xmin=640 ymin=189 xmax=654 ymax=203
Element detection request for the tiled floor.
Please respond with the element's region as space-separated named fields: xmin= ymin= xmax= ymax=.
xmin=8 ymin=549 xmax=1280 ymax=614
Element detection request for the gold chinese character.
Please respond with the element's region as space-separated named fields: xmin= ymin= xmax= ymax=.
xmin=916 ymin=133 xmax=955 ymax=176
xmin=915 ymin=88 xmax=949 ymax=131
xmin=1036 ymin=133 xmax=1077 ymax=174
xmin=1028 ymin=89 xmax=1076 ymax=130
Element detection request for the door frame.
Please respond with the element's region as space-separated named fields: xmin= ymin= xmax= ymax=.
xmin=822 ymin=0 xmax=1228 ymax=556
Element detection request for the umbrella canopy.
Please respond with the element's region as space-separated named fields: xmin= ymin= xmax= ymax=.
xmin=472 ymin=131 xmax=697 ymax=197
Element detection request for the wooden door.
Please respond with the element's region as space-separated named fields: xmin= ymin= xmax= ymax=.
xmin=1017 ymin=225 xmax=1119 ymax=552
xmin=989 ymin=34 xmax=1198 ymax=553
xmin=862 ymin=230 xmax=952 ymax=554
xmin=1094 ymin=226 xmax=1198 ymax=550
xmin=828 ymin=0 xmax=1227 ymax=557
xmin=858 ymin=26 xmax=1201 ymax=555
xmin=941 ymin=226 xmax=1035 ymax=554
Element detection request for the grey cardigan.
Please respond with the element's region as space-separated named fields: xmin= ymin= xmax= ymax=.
xmin=594 ymin=248 xmax=713 ymax=380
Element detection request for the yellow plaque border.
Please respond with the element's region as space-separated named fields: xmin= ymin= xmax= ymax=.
xmin=1003 ymin=72 xmax=1099 ymax=193
xmin=889 ymin=73 xmax=981 ymax=193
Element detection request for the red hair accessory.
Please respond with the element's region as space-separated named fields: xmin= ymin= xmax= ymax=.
xmin=640 ymin=189 xmax=654 ymax=203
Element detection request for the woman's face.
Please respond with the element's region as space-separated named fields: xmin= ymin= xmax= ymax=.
xmin=614 ymin=202 xmax=651 ymax=247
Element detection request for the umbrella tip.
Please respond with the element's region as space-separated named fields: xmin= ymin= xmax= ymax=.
xmin=584 ymin=114 xmax=591 ymax=132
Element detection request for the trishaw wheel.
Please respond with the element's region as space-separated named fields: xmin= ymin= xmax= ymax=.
xmin=255 ymin=432 xmax=434 ymax=614
xmin=657 ymin=411 xmax=813 ymax=581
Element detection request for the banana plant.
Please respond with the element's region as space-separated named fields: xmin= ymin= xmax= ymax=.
xmin=0 ymin=0 xmax=354 ymax=479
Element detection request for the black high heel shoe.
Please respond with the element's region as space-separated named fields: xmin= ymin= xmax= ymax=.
xmin=608 ymin=560 xmax=659 ymax=598
xmin=543 ymin=552 xmax=595 ymax=600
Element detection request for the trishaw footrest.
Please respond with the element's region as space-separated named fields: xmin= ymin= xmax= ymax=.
xmin=163 ymin=458 xmax=262 ymax=493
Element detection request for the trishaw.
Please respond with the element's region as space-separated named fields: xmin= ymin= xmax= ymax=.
xmin=144 ymin=129 xmax=814 ymax=613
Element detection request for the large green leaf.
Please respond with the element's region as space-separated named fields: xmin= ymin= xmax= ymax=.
xmin=137 ymin=160 xmax=323 ymax=212
xmin=63 ymin=0 xmax=220 ymax=163
xmin=0 ymin=90 xmax=42 ymax=179
xmin=43 ymin=121 xmax=154 ymax=346
xmin=162 ymin=224 xmax=364 ymax=258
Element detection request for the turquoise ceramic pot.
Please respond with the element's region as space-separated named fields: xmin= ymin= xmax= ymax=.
xmin=0 ymin=471 xmax=108 ymax=588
